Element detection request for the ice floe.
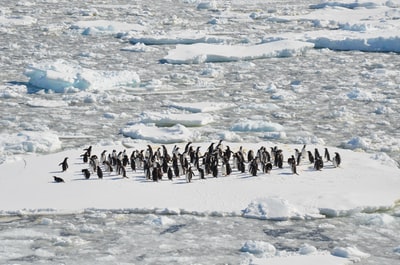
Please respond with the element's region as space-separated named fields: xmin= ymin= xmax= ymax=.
xmin=163 ymin=40 xmax=314 ymax=64
xmin=24 ymin=59 xmax=140 ymax=93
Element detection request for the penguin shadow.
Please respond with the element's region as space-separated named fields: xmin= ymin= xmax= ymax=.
xmin=240 ymin=174 xmax=257 ymax=179
xmin=173 ymin=179 xmax=191 ymax=184
xmin=49 ymin=170 xmax=65 ymax=174
xmin=278 ymin=172 xmax=297 ymax=176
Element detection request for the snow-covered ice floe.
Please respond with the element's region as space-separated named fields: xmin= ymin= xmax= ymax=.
xmin=23 ymin=59 xmax=140 ymax=93
xmin=71 ymin=20 xmax=146 ymax=35
xmin=0 ymin=142 xmax=399 ymax=222
xmin=120 ymin=123 xmax=200 ymax=143
xmin=162 ymin=40 xmax=314 ymax=64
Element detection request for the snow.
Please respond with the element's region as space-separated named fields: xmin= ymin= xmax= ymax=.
xmin=0 ymin=141 xmax=399 ymax=220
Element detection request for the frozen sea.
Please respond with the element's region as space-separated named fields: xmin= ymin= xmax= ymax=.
xmin=1 ymin=0 xmax=400 ymax=264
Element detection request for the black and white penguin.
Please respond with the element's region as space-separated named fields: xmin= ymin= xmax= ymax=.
xmin=103 ymin=160 xmax=113 ymax=173
xmin=264 ymin=162 xmax=272 ymax=174
xmin=276 ymin=150 xmax=283 ymax=169
xmin=301 ymin=144 xmax=307 ymax=159
xmin=97 ymin=166 xmax=103 ymax=179
xmin=291 ymin=161 xmax=299 ymax=175
xmin=100 ymin=150 xmax=107 ymax=164
xmin=186 ymin=166 xmax=195 ymax=183
xmin=82 ymin=168 xmax=91 ymax=179
xmin=332 ymin=152 xmax=341 ymax=168
xmin=247 ymin=149 xmax=254 ymax=163
xmin=90 ymin=155 xmax=99 ymax=172
xmin=287 ymin=155 xmax=296 ymax=166
xmin=59 ymin=157 xmax=69 ymax=172
xmin=314 ymin=148 xmax=321 ymax=160
xmin=324 ymin=148 xmax=331 ymax=162
xmin=314 ymin=157 xmax=324 ymax=171
xmin=249 ymin=159 xmax=258 ymax=176
xmin=167 ymin=167 xmax=173 ymax=180
xmin=84 ymin=146 xmax=92 ymax=157
xmin=53 ymin=176 xmax=65 ymax=183
xmin=307 ymin=151 xmax=314 ymax=164
xmin=80 ymin=152 xmax=89 ymax=163
xmin=198 ymin=166 xmax=205 ymax=179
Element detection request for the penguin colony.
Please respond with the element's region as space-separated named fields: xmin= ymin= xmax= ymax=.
xmin=53 ymin=141 xmax=341 ymax=183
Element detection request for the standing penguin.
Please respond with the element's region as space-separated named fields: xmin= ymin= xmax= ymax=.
xmin=314 ymin=157 xmax=324 ymax=171
xmin=332 ymin=152 xmax=341 ymax=168
xmin=197 ymin=166 xmax=205 ymax=179
xmin=97 ymin=166 xmax=103 ymax=179
xmin=167 ymin=167 xmax=173 ymax=181
xmin=59 ymin=157 xmax=69 ymax=172
xmin=186 ymin=166 xmax=195 ymax=183
xmin=307 ymin=151 xmax=314 ymax=164
xmin=324 ymin=148 xmax=331 ymax=162
xmin=291 ymin=161 xmax=299 ymax=175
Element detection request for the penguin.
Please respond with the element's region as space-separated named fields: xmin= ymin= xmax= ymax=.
xmin=155 ymin=162 xmax=163 ymax=180
xmin=120 ymin=166 xmax=128 ymax=178
xmin=100 ymin=150 xmax=107 ymax=164
xmin=130 ymin=154 xmax=136 ymax=172
xmin=211 ymin=159 xmax=218 ymax=178
xmin=186 ymin=166 xmax=195 ymax=183
xmin=247 ymin=149 xmax=254 ymax=163
xmin=301 ymin=144 xmax=307 ymax=159
xmin=291 ymin=161 xmax=299 ymax=175
xmin=162 ymin=157 xmax=169 ymax=173
xmin=276 ymin=150 xmax=283 ymax=169
xmin=249 ymin=159 xmax=258 ymax=176
xmin=84 ymin=146 xmax=92 ymax=157
xmin=152 ymin=166 xmax=159 ymax=182
xmin=167 ymin=167 xmax=173 ymax=181
xmin=294 ymin=149 xmax=301 ymax=163
xmin=89 ymin=155 xmax=99 ymax=172
xmin=264 ymin=162 xmax=272 ymax=174
xmin=324 ymin=148 xmax=331 ymax=162
xmin=59 ymin=157 xmax=69 ymax=172
xmin=314 ymin=157 xmax=324 ymax=171
xmin=80 ymin=152 xmax=89 ymax=163
xmin=198 ymin=166 xmax=205 ymax=179
xmin=97 ymin=166 xmax=103 ymax=179
xmin=103 ymin=160 xmax=113 ymax=173
xmin=287 ymin=155 xmax=296 ymax=166
xmin=332 ymin=152 xmax=341 ymax=168
xmin=225 ymin=159 xmax=232 ymax=176
xmin=122 ymin=155 xmax=129 ymax=167
xmin=307 ymin=151 xmax=314 ymax=164
xmin=314 ymin=148 xmax=321 ymax=160
xmin=53 ymin=176 xmax=65 ymax=183
xmin=82 ymin=168 xmax=91 ymax=179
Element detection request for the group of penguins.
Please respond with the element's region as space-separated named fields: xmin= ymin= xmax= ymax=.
xmin=54 ymin=141 xmax=341 ymax=183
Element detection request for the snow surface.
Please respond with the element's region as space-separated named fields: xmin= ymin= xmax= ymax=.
xmin=2 ymin=140 xmax=398 ymax=264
